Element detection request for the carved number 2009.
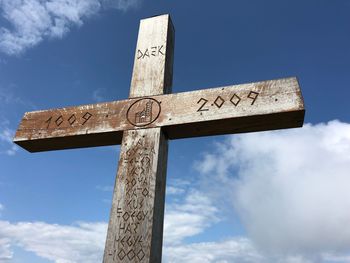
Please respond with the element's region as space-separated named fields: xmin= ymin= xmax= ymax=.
xmin=197 ymin=91 xmax=259 ymax=112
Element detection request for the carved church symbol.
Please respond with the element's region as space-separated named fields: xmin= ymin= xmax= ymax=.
xmin=135 ymin=100 xmax=153 ymax=124
xmin=127 ymin=98 xmax=161 ymax=127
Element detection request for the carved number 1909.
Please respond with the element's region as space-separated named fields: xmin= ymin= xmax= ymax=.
xmin=45 ymin=112 xmax=92 ymax=129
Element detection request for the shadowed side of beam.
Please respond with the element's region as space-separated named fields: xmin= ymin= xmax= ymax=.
xmin=164 ymin=110 xmax=305 ymax=140
xmin=14 ymin=131 xmax=123 ymax=153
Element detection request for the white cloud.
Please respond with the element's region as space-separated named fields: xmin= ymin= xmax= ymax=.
xmin=0 ymin=220 xmax=107 ymax=262
xmin=166 ymin=185 xmax=185 ymax=195
xmin=0 ymin=219 xmax=242 ymax=263
xmin=0 ymin=184 xmax=222 ymax=262
xmin=0 ymin=128 xmax=12 ymax=144
xmin=163 ymin=238 xmax=263 ymax=263
xmin=0 ymin=218 xmax=318 ymax=263
xmin=164 ymin=179 xmax=220 ymax=245
xmin=92 ymin=88 xmax=106 ymax=103
xmin=0 ymin=127 xmax=18 ymax=156
xmin=166 ymin=178 xmax=190 ymax=196
xmin=101 ymin=0 xmax=141 ymax=11
xmin=0 ymin=87 xmax=37 ymax=109
xmin=0 ymin=87 xmax=35 ymax=156
xmin=195 ymin=120 xmax=350 ymax=260
xmin=164 ymin=188 xmax=220 ymax=245
xmin=0 ymin=0 xmax=141 ymax=55
xmin=0 ymin=218 xmax=340 ymax=263
xmin=0 ymin=237 xmax=12 ymax=261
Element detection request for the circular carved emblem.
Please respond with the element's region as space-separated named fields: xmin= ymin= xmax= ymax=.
xmin=126 ymin=98 xmax=161 ymax=127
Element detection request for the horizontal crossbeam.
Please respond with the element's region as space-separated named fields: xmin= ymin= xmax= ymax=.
xmin=14 ymin=77 xmax=304 ymax=152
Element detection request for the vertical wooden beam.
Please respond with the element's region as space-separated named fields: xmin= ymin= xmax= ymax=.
xmin=103 ymin=14 xmax=174 ymax=263
xmin=129 ymin=14 xmax=174 ymax=97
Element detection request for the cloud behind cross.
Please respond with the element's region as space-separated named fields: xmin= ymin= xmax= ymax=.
xmin=0 ymin=0 xmax=142 ymax=55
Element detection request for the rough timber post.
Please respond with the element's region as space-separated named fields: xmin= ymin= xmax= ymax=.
xmin=103 ymin=15 xmax=174 ymax=263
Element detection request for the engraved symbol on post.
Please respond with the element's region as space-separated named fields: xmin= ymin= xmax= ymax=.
xmin=55 ymin=115 xmax=64 ymax=126
xmin=136 ymin=100 xmax=153 ymax=124
xmin=127 ymin=98 xmax=161 ymax=127
xmin=68 ymin=114 xmax=76 ymax=125
xmin=82 ymin=112 xmax=92 ymax=125
xmin=248 ymin=91 xmax=259 ymax=105
xmin=230 ymin=94 xmax=241 ymax=106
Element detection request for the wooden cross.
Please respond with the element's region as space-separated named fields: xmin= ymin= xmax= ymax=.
xmin=14 ymin=14 xmax=305 ymax=263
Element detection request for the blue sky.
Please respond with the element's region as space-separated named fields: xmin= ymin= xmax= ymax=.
xmin=0 ymin=0 xmax=350 ymax=262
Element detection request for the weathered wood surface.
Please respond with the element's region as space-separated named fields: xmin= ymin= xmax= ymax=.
xmin=129 ymin=14 xmax=174 ymax=97
xmin=103 ymin=14 xmax=172 ymax=263
xmin=103 ymin=129 xmax=168 ymax=263
xmin=14 ymin=77 xmax=304 ymax=152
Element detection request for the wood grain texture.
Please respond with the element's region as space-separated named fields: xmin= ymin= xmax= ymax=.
xmin=14 ymin=77 xmax=304 ymax=152
xmin=103 ymin=14 xmax=173 ymax=263
xmin=103 ymin=129 xmax=168 ymax=263
xmin=129 ymin=14 xmax=174 ymax=97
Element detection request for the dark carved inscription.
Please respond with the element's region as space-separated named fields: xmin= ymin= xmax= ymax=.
xmin=197 ymin=91 xmax=260 ymax=112
xmin=44 ymin=112 xmax=92 ymax=129
xmin=230 ymin=94 xmax=241 ymax=106
xmin=55 ymin=115 xmax=64 ymax=127
xmin=67 ymin=114 xmax=76 ymax=125
xmin=213 ymin=96 xmax=225 ymax=108
xmin=110 ymin=136 xmax=155 ymax=262
xmin=127 ymin=98 xmax=161 ymax=127
xmin=197 ymin=98 xmax=209 ymax=112
xmin=247 ymin=91 xmax=259 ymax=105
xmin=137 ymin=45 xmax=165 ymax=59
xmin=82 ymin=112 xmax=92 ymax=125
xmin=45 ymin=117 xmax=52 ymax=129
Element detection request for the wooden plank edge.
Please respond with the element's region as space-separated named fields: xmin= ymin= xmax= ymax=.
xmin=164 ymin=109 xmax=305 ymax=140
xmin=13 ymin=131 xmax=123 ymax=153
